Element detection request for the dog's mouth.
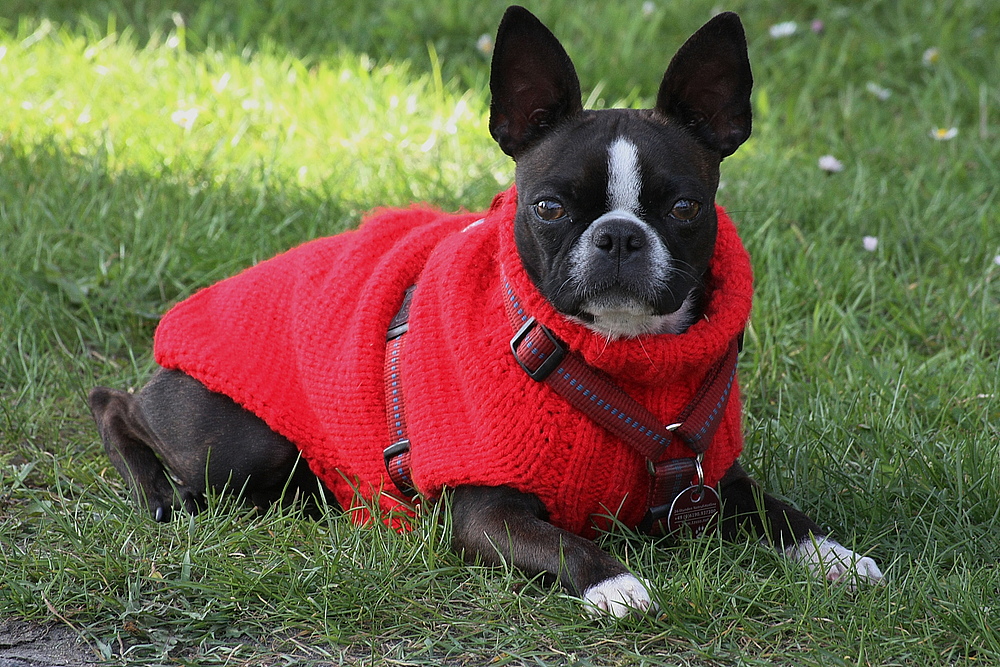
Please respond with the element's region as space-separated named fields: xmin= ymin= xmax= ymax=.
xmin=571 ymin=285 xmax=697 ymax=339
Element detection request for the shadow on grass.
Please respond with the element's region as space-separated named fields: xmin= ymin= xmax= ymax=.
xmin=0 ymin=137 xmax=358 ymax=399
xmin=0 ymin=0 xmax=734 ymax=103
xmin=1 ymin=0 xmax=514 ymax=87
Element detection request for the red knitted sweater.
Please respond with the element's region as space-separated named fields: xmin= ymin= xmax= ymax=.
xmin=154 ymin=186 xmax=753 ymax=537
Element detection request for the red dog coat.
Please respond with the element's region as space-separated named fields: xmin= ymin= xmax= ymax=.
xmin=154 ymin=186 xmax=753 ymax=537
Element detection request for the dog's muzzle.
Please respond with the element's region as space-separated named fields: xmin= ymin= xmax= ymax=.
xmin=566 ymin=215 xmax=674 ymax=318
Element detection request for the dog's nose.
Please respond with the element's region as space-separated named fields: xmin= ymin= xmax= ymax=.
xmin=592 ymin=219 xmax=647 ymax=256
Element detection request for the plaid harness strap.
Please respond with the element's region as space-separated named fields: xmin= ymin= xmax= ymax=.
xmin=382 ymin=286 xmax=418 ymax=499
xmin=382 ymin=282 xmax=741 ymax=533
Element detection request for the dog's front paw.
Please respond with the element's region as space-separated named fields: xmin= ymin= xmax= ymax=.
xmin=789 ymin=537 xmax=884 ymax=590
xmin=583 ymin=573 xmax=657 ymax=618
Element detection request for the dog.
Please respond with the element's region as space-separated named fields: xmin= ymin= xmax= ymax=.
xmin=88 ymin=6 xmax=884 ymax=617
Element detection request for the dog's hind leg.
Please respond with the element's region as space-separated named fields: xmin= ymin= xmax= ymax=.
xmin=90 ymin=369 xmax=329 ymax=521
xmin=88 ymin=383 xmax=193 ymax=521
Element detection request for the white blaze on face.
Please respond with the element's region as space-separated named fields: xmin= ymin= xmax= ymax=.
xmin=607 ymin=137 xmax=642 ymax=215
xmin=569 ymin=136 xmax=696 ymax=339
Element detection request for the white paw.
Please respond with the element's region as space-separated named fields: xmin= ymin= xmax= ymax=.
xmin=582 ymin=573 xmax=657 ymax=618
xmin=788 ymin=537 xmax=884 ymax=590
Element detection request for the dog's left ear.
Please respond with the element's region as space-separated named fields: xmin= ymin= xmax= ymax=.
xmin=489 ymin=6 xmax=583 ymax=159
xmin=656 ymin=12 xmax=753 ymax=158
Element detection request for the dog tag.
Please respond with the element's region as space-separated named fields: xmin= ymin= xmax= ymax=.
xmin=666 ymin=485 xmax=720 ymax=536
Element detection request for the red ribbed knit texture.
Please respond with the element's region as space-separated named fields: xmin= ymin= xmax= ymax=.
xmin=154 ymin=186 xmax=753 ymax=537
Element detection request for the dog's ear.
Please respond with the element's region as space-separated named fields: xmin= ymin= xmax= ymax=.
xmin=489 ymin=6 xmax=583 ymax=159
xmin=655 ymin=12 xmax=753 ymax=158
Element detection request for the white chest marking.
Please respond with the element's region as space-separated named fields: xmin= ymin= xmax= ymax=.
xmin=607 ymin=137 xmax=642 ymax=215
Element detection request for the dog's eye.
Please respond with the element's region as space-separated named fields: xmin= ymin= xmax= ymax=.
xmin=669 ymin=199 xmax=702 ymax=221
xmin=533 ymin=199 xmax=567 ymax=222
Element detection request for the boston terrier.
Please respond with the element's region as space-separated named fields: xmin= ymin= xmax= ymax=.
xmin=88 ymin=6 xmax=883 ymax=618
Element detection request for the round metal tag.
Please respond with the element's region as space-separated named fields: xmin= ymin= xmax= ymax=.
xmin=666 ymin=485 xmax=721 ymax=536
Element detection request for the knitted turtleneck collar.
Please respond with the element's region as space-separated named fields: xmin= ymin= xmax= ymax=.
xmin=492 ymin=186 xmax=754 ymax=386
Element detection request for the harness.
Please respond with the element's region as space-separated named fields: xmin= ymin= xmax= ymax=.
xmin=382 ymin=279 xmax=741 ymax=536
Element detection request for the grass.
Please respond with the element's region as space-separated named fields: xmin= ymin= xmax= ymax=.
xmin=1 ymin=0 xmax=998 ymax=664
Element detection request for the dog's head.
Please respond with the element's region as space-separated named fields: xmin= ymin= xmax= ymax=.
xmin=489 ymin=6 xmax=752 ymax=339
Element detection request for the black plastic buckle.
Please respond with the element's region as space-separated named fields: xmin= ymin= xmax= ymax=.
xmin=386 ymin=286 xmax=416 ymax=341
xmin=638 ymin=503 xmax=671 ymax=534
xmin=510 ymin=317 xmax=567 ymax=382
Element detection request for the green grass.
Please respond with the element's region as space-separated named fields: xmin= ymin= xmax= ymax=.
xmin=2 ymin=0 xmax=999 ymax=664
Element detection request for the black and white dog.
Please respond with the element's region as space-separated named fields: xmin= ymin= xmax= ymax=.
xmin=89 ymin=6 xmax=883 ymax=617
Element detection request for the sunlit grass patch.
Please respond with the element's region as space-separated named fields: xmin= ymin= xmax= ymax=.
xmin=2 ymin=18 xmax=505 ymax=209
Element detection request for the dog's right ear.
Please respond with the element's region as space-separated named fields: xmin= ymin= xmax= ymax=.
xmin=655 ymin=12 xmax=753 ymax=158
xmin=489 ymin=6 xmax=583 ymax=159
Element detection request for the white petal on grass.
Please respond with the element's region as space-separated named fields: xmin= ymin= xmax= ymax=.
xmin=863 ymin=236 xmax=878 ymax=252
xmin=930 ymin=127 xmax=958 ymax=141
xmin=818 ymin=155 xmax=844 ymax=173
xmin=769 ymin=21 xmax=798 ymax=38
xmin=865 ymin=82 xmax=891 ymax=101
xmin=476 ymin=34 xmax=493 ymax=55
xmin=171 ymin=108 xmax=199 ymax=130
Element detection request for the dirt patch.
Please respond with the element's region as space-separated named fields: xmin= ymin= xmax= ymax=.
xmin=0 ymin=619 xmax=99 ymax=667
xmin=0 ymin=618 xmax=484 ymax=665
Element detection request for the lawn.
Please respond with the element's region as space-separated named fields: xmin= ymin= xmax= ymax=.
xmin=1 ymin=0 xmax=998 ymax=665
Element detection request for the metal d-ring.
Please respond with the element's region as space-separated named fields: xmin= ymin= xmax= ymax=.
xmin=692 ymin=452 xmax=706 ymax=502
